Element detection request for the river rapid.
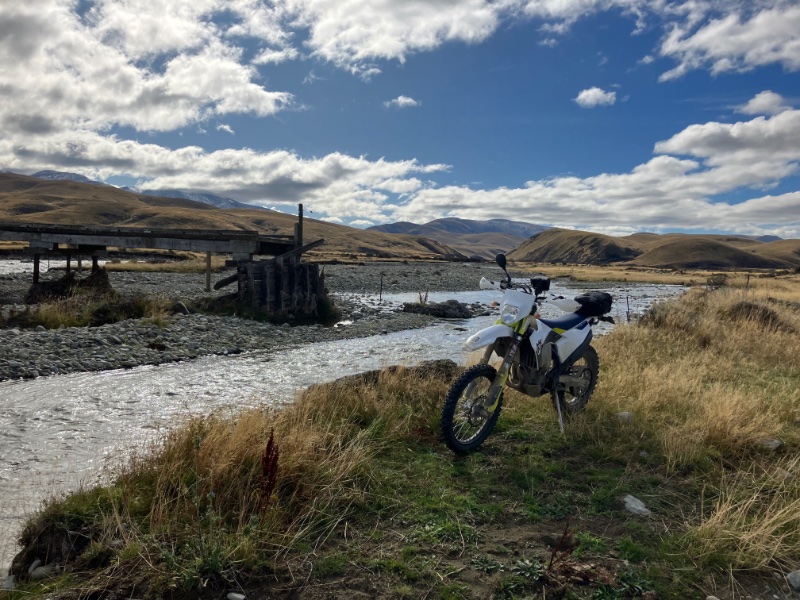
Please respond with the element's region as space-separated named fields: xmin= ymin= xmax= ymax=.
xmin=0 ymin=277 xmax=685 ymax=573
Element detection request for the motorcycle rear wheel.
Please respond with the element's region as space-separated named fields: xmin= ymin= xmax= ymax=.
xmin=554 ymin=345 xmax=599 ymax=415
xmin=441 ymin=364 xmax=503 ymax=455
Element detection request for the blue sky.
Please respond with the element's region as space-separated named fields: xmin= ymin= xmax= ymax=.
xmin=1 ymin=1 xmax=799 ymax=237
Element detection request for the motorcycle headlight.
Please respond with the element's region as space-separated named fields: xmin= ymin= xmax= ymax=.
xmin=500 ymin=304 xmax=520 ymax=325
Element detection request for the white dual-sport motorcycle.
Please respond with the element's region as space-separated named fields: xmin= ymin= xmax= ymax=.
xmin=441 ymin=254 xmax=615 ymax=455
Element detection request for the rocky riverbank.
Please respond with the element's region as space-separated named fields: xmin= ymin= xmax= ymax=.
xmin=0 ymin=261 xmax=506 ymax=382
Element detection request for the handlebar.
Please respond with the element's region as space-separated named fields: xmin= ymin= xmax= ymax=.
xmin=479 ymin=276 xmax=534 ymax=295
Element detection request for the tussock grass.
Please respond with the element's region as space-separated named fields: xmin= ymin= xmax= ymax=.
xmin=589 ymin=288 xmax=799 ymax=461
xmin=685 ymin=458 xmax=800 ymax=571
xmin=580 ymin=284 xmax=800 ymax=569
xmin=2 ymin=294 xmax=172 ymax=329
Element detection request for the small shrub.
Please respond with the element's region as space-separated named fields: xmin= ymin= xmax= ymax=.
xmin=707 ymin=273 xmax=728 ymax=289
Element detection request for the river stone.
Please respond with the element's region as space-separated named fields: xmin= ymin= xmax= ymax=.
xmin=758 ymin=438 xmax=783 ymax=451
xmin=616 ymin=411 xmax=633 ymax=423
xmin=705 ymin=596 xmax=720 ymax=600
xmin=30 ymin=563 xmax=58 ymax=580
xmin=787 ymin=570 xmax=800 ymax=591
xmin=622 ymin=494 xmax=652 ymax=516
xmin=35 ymin=325 xmax=46 ymax=332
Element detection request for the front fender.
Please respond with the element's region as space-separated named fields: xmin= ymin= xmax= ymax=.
xmin=463 ymin=324 xmax=514 ymax=353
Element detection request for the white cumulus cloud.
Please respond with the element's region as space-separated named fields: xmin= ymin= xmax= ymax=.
xmin=658 ymin=3 xmax=800 ymax=81
xmin=384 ymin=96 xmax=421 ymax=109
xmin=737 ymin=91 xmax=792 ymax=116
xmin=390 ymin=109 xmax=800 ymax=237
xmin=574 ymin=87 xmax=617 ymax=108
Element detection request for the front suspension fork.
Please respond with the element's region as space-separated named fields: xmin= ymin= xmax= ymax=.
xmin=482 ymin=336 xmax=521 ymax=412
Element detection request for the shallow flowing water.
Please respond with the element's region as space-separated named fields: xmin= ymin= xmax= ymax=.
xmin=0 ymin=280 xmax=684 ymax=572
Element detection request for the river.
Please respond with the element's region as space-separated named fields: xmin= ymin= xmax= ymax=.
xmin=0 ymin=280 xmax=684 ymax=574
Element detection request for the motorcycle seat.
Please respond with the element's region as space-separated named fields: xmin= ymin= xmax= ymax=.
xmin=538 ymin=312 xmax=586 ymax=333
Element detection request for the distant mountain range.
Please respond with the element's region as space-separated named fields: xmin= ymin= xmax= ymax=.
xmin=134 ymin=189 xmax=257 ymax=210
xmin=30 ymin=170 xmax=262 ymax=211
xmin=369 ymin=217 xmax=548 ymax=260
xmin=4 ymin=172 xmax=796 ymax=269
xmin=32 ymin=170 xmax=111 ymax=186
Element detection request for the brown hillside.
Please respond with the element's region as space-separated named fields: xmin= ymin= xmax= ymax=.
xmin=624 ymin=232 xmax=662 ymax=247
xmin=507 ymin=227 xmax=797 ymax=269
xmin=0 ymin=173 xmax=463 ymax=260
xmin=748 ymin=239 xmax=800 ymax=266
xmin=625 ymin=232 xmax=763 ymax=251
xmin=629 ymin=239 xmax=790 ymax=269
xmin=508 ymin=228 xmax=641 ymax=264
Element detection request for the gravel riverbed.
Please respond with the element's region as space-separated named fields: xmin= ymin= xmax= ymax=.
xmin=0 ymin=262 xmax=505 ymax=382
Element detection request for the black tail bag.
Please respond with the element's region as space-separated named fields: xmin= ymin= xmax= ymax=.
xmin=574 ymin=291 xmax=613 ymax=317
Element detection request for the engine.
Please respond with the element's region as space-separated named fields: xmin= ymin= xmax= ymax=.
xmin=501 ymin=335 xmax=550 ymax=397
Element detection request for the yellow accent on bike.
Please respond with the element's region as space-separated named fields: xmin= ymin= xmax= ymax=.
xmin=554 ymin=328 xmax=566 ymax=334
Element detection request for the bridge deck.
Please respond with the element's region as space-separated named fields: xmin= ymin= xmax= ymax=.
xmin=0 ymin=222 xmax=297 ymax=258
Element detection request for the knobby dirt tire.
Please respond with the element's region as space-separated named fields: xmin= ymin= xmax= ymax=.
xmin=554 ymin=345 xmax=599 ymax=416
xmin=441 ymin=364 xmax=503 ymax=455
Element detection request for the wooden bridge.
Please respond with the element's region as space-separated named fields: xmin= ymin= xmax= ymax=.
xmin=0 ymin=205 xmax=329 ymax=317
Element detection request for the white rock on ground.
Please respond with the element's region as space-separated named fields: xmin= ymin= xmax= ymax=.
xmin=622 ymin=494 xmax=652 ymax=516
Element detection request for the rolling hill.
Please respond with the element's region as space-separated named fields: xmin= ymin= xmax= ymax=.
xmin=748 ymin=239 xmax=800 ymax=265
xmin=628 ymin=238 xmax=790 ymax=269
xmin=508 ymin=228 xmax=641 ymax=264
xmin=507 ymin=228 xmax=798 ymax=270
xmin=0 ymin=173 xmax=464 ymax=261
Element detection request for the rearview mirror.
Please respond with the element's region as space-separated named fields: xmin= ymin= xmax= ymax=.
xmin=495 ymin=254 xmax=507 ymax=270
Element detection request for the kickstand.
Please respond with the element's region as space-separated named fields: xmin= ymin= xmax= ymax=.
xmin=555 ymin=392 xmax=565 ymax=434
xmin=551 ymin=371 xmax=565 ymax=434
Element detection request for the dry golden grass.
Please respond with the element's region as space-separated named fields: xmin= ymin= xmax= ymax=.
xmin=2 ymin=294 xmax=172 ymax=329
xmin=515 ymin=263 xmax=701 ymax=285
xmin=686 ymin=458 xmax=800 ymax=571
xmin=576 ymin=283 xmax=800 ymax=569
xmin=515 ymin=261 xmax=800 ymax=290
xmin=587 ymin=286 xmax=800 ymax=463
xmin=103 ymin=253 xmax=229 ymax=273
xmin=33 ymin=362 xmax=456 ymax=587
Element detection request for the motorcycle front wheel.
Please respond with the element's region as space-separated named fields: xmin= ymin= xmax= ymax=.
xmin=441 ymin=364 xmax=503 ymax=455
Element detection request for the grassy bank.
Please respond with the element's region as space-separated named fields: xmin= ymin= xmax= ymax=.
xmin=7 ymin=276 xmax=800 ymax=599
xmin=1 ymin=294 xmax=172 ymax=329
xmin=517 ymin=262 xmax=799 ymax=292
